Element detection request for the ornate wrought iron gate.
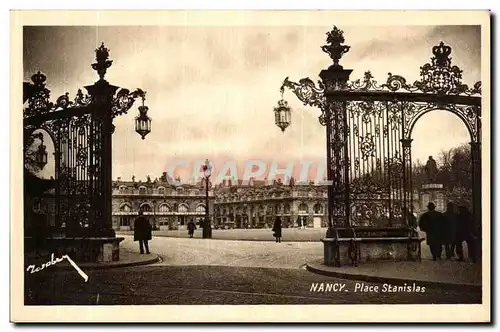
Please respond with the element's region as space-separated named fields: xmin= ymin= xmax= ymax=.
xmin=281 ymin=27 xmax=482 ymax=229
xmin=24 ymin=44 xmax=147 ymax=238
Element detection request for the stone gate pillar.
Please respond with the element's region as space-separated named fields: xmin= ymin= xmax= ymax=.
xmin=85 ymin=79 xmax=118 ymax=237
xmin=320 ymin=67 xmax=353 ymax=233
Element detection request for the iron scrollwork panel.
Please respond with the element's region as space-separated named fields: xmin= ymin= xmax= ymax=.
xmin=54 ymin=113 xmax=94 ymax=233
xmin=346 ymin=99 xmax=406 ymax=227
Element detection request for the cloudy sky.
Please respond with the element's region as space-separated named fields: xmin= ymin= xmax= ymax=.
xmin=23 ymin=24 xmax=481 ymax=183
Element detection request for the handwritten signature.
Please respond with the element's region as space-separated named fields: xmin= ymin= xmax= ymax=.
xmin=26 ymin=253 xmax=89 ymax=282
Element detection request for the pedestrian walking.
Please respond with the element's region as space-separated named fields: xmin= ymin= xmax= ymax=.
xmin=456 ymin=205 xmax=477 ymax=262
xmin=187 ymin=219 xmax=196 ymax=238
xmin=443 ymin=202 xmax=458 ymax=259
xmin=134 ymin=210 xmax=152 ymax=254
xmin=418 ymin=202 xmax=445 ymax=261
xmin=272 ymin=216 xmax=282 ymax=243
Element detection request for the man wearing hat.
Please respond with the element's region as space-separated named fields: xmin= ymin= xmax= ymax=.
xmin=418 ymin=202 xmax=445 ymax=261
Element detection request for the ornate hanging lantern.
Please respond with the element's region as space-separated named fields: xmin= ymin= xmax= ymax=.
xmin=35 ymin=136 xmax=48 ymax=170
xmin=135 ymin=94 xmax=151 ymax=140
xmin=273 ymin=87 xmax=292 ymax=132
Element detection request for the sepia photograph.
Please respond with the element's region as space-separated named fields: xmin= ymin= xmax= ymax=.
xmin=11 ymin=10 xmax=491 ymax=323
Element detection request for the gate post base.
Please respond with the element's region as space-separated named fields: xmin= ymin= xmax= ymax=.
xmin=24 ymin=237 xmax=125 ymax=263
xmin=322 ymin=227 xmax=424 ymax=267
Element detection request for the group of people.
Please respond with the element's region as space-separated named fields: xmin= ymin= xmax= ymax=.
xmin=418 ymin=202 xmax=479 ymax=262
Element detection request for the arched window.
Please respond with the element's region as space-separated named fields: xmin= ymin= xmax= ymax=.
xmin=158 ymin=203 xmax=170 ymax=212
xmin=140 ymin=203 xmax=152 ymax=212
xmin=178 ymin=204 xmax=188 ymax=213
xmin=158 ymin=187 xmax=165 ymax=195
xmin=313 ymin=203 xmax=323 ymax=214
xmin=139 ymin=186 xmax=147 ymax=195
xmin=119 ymin=185 xmax=127 ymax=192
xmin=120 ymin=203 xmax=132 ymax=212
xmin=298 ymin=203 xmax=308 ymax=213
xmin=196 ymin=204 xmax=206 ymax=213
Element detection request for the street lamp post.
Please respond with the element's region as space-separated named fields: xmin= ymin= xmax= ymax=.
xmin=202 ymin=159 xmax=213 ymax=239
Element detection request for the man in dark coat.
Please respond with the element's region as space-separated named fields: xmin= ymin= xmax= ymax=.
xmin=272 ymin=216 xmax=282 ymax=243
xmin=456 ymin=206 xmax=477 ymax=262
xmin=134 ymin=210 xmax=152 ymax=254
xmin=442 ymin=202 xmax=458 ymax=259
xmin=419 ymin=202 xmax=445 ymax=261
xmin=187 ymin=219 xmax=196 ymax=238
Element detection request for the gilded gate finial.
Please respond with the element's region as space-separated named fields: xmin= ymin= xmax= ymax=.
xmin=91 ymin=42 xmax=113 ymax=80
xmin=321 ymin=26 xmax=351 ymax=69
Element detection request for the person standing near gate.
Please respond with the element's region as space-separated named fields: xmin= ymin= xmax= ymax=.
xmin=443 ymin=202 xmax=458 ymax=259
xmin=418 ymin=202 xmax=445 ymax=261
xmin=456 ymin=205 xmax=477 ymax=263
xmin=134 ymin=209 xmax=152 ymax=254
xmin=272 ymin=216 xmax=282 ymax=243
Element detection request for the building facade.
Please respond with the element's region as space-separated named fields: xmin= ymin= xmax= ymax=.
xmin=213 ymin=179 xmax=329 ymax=229
xmin=111 ymin=174 xmax=214 ymax=231
xmin=109 ymin=176 xmax=470 ymax=231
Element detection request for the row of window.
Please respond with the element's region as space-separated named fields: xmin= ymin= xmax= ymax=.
xmin=216 ymin=191 xmax=326 ymax=201
xmin=118 ymin=186 xmax=203 ymax=196
xmin=215 ymin=203 xmax=325 ymax=215
xmin=119 ymin=186 xmax=326 ymax=198
xmin=119 ymin=203 xmax=206 ymax=213
xmin=119 ymin=215 xmax=202 ymax=227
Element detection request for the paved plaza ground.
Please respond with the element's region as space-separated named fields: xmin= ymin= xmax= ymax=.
xmin=119 ymin=227 xmax=328 ymax=242
xmin=117 ymin=227 xmax=475 ymax=263
xmin=25 ymin=231 xmax=482 ymax=305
